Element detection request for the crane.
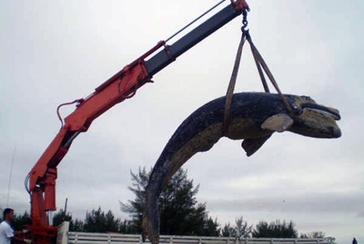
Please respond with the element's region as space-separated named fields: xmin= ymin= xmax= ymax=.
xmin=25 ymin=1 xmax=249 ymax=243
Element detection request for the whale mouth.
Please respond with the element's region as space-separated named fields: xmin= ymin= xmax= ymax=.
xmin=300 ymin=103 xmax=341 ymax=120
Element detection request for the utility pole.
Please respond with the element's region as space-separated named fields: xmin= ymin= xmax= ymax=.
xmin=64 ymin=198 xmax=68 ymax=213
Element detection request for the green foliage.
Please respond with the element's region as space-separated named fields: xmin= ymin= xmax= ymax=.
xmin=12 ymin=211 xmax=31 ymax=231
xmin=120 ymin=167 xmax=220 ymax=236
xmin=83 ymin=207 xmax=120 ymax=232
xmin=233 ymin=216 xmax=252 ymax=239
xmin=300 ymin=231 xmax=325 ymax=238
xmin=120 ymin=167 xmax=149 ymax=232
xmin=119 ymin=219 xmax=139 ymax=234
xmin=158 ymin=169 xmax=205 ymax=235
xmin=252 ymin=220 xmax=298 ymax=238
xmin=70 ymin=219 xmax=84 ymax=232
xmin=221 ymin=223 xmax=234 ymax=237
xmin=220 ymin=216 xmax=252 ymax=239
xmin=200 ymin=217 xmax=220 ymax=236
xmin=53 ymin=209 xmax=72 ymax=227
xmin=52 ymin=209 xmax=84 ymax=231
xmin=52 ymin=208 xmax=124 ymax=233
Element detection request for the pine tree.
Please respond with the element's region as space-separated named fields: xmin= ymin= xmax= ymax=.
xmin=120 ymin=167 xmax=219 ymax=236
xmin=83 ymin=207 xmax=120 ymax=232
xmin=252 ymin=220 xmax=298 ymax=238
xmin=300 ymin=231 xmax=325 ymax=238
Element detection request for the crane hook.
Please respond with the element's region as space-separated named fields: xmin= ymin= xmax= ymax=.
xmin=241 ymin=9 xmax=249 ymax=32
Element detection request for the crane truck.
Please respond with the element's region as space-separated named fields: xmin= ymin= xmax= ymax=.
xmin=24 ymin=1 xmax=249 ymax=243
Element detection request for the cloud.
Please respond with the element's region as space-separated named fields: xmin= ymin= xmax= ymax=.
xmin=1 ymin=1 xmax=364 ymax=243
xmin=205 ymin=191 xmax=363 ymax=214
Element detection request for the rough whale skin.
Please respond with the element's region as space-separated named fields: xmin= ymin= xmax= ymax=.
xmin=142 ymin=92 xmax=341 ymax=244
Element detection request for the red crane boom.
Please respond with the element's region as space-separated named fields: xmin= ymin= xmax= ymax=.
xmin=26 ymin=1 xmax=249 ymax=243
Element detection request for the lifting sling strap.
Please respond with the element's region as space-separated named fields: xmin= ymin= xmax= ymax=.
xmin=223 ymin=12 xmax=293 ymax=135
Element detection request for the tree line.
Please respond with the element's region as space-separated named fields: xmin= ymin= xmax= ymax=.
xmin=3 ymin=168 xmax=326 ymax=239
xmin=6 ymin=209 xmax=325 ymax=239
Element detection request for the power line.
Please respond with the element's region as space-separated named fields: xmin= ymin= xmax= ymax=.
xmin=6 ymin=143 xmax=16 ymax=206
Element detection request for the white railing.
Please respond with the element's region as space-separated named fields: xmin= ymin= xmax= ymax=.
xmin=58 ymin=222 xmax=335 ymax=244
xmin=66 ymin=232 xmax=335 ymax=244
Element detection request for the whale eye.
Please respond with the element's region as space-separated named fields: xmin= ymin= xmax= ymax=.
xmin=292 ymin=104 xmax=303 ymax=116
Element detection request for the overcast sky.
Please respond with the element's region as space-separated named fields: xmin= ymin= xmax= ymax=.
xmin=1 ymin=1 xmax=363 ymax=243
